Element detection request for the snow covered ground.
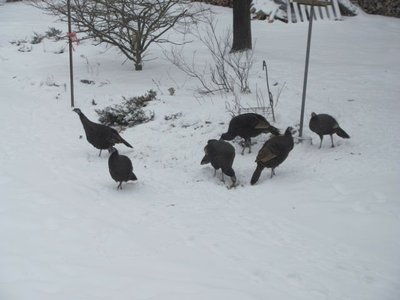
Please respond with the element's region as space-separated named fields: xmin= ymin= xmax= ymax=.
xmin=0 ymin=2 xmax=399 ymax=300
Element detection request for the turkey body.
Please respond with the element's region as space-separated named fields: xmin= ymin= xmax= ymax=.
xmin=73 ymin=108 xmax=133 ymax=156
xmin=309 ymin=112 xmax=350 ymax=148
xmin=108 ymin=147 xmax=137 ymax=190
xmin=251 ymin=127 xmax=294 ymax=185
xmin=201 ymin=139 xmax=236 ymax=187
xmin=221 ymin=113 xmax=280 ymax=154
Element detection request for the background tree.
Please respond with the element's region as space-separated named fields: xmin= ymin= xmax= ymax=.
xmin=34 ymin=0 xmax=206 ymax=71
xmin=231 ymin=0 xmax=252 ymax=52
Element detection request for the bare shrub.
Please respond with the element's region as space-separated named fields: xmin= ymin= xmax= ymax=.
xmin=32 ymin=0 xmax=208 ymax=70
xmin=165 ymin=14 xmax=254 ymax=95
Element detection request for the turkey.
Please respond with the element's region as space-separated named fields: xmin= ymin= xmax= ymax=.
xmin=309 ymin=112 xmax=350 ymax=148
xmin=250 ymin=127 xmax=294 ymax=185
xmin=108 ymin=147 xmax=137 ymax=190
xmin=73 ymin=108 xmax=133 ymax=156
xmin=221 ymin=113 xmax=280 ymax=154
xmin=201 ymin=139 xmax=236 ymax=188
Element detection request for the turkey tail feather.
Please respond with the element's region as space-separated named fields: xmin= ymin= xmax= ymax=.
xmin=121 ymin=138 xmax=133 ymax=148
xmin=251 ymin=165 xmax=264 ymax=185
xmin=335 ymin=127 xmax=350 ymax=139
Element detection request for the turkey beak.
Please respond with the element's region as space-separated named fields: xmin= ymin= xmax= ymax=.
xmin=201 ymin=154 xmax=210 ymax=165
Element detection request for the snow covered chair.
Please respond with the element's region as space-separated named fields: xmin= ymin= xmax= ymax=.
xmin=287 ymin=0 xmax=342 ymax=23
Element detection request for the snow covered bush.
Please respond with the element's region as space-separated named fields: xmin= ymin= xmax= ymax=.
xmin=31 ymin=32 xmax=45 ymax=44
xmin=30 ymin=28 xmax=63 ymax=44
xmin=95 ymin=90 xmax=156 ymax=128
xmin=45 ymin=27 xmax=63 ymax=41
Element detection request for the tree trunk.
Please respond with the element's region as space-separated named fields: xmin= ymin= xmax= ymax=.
xmin=231 ymin=0 xmax=252 ymax=52
xmin=135 ymin=38 xmax=143 ymax=71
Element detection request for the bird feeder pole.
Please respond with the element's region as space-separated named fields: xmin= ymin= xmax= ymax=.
xmin=67 ymin=0 xmax=75 ymax=108
xmin=294 ymin=0 xmax=329 ymax=140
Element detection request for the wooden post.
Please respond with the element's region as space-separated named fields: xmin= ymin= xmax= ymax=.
xmin=67 ymin=0 xmax=75 ymax=108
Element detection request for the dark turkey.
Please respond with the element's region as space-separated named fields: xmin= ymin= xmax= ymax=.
xmin=108 ymin=147 xmax=137 ymax=190
xmin=73 ymin=108 xmax=133 ymax=156
xmin=309 ymin=112 xmax=350 ymax=148
xmin=201 ymin=139 xmax=236 ymax=188
xmin=221 ymin=113 xmax=280 ymax=154
xmin=250 ymin=127 xmax=294 ymax=185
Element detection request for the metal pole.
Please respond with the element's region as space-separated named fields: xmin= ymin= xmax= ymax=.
xmin=298 ymin=5 xmax=314 ymax=139
xmin=67 ymin=0 xmax=75 ymax=108
xmin=263 ymin=60 xmax=276 ymax=122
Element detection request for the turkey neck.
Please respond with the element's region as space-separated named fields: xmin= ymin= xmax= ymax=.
xmin=109 ymin=150 xmax=119 ymax=161
xmin=78 ymin=112 xmax=96 ymax=132
xmin=78 ymin=112 xmax=90 ymax=123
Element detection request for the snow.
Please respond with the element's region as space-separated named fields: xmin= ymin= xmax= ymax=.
xmin=1 ymin=2 xmax=400 ymax=300
xmin=252 ymin=0 xmax=282 ymax=15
